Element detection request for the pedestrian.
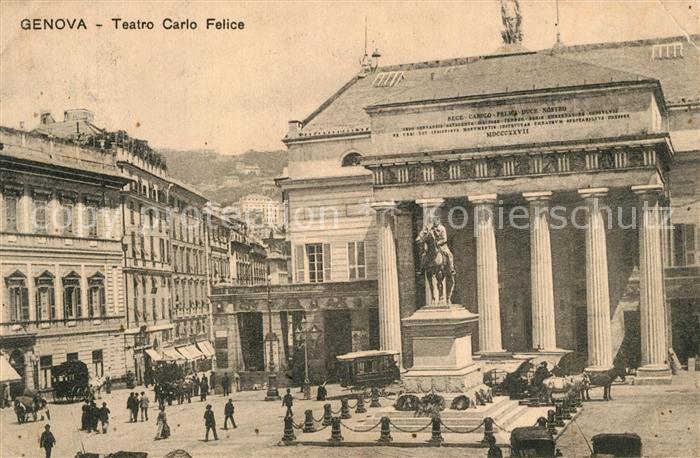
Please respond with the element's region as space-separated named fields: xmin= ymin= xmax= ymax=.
xmin=129 ymin=392 xmax=139 ymax=422
xmin=233 ymin=372 xmax=241 ymax=392
xmin=81 ymin=400 xmax=90 ymax=430
xmin=200 ymin=375 xmax=209 ymax=402
xmin=154 ymin=406 xmax=170 ymax=440
xmin=223 ymin=398 xmax=237 ymax=429
xmin=210 ymin=371 xmax=217 ymax=393
xmin=140 ymin=391 xmax=149 ymax=421
xmin=39 ymin=424 xmax=56 ymax=458
xmin=89 ymin=400 xmax=99 ymax=432
xmin=221 ymin=372 xmax=230 ymax=396
xmin=193 ymin=374 xmax=200 ymax=397
xmin=204 ymin=404 xmax=218 ymax=441
xmin=282 ymin=388 xmax=294 ymax=418
xmin=316 ymin=381 xmax=327 ymax=401
xmin=99 ymin=402 xmax=110 ymax=433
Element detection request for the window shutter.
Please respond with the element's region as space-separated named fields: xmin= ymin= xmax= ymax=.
xmin=21 ymin=288 xmax=29 ymax=321
xmin=323 ymin=243 xmax=331 ymax=282
xmin=100 ymin=287 xmax=107 ymax=316
xmin=294 ymin=245 xmax=305 ymax=283
xmin=35 ymin=290 xmax=41 ymax=321
xmin=347 ymin=242 xmax=356 ymax=280
xmin=49 ymin=288 xmax=56 ymax=320
xmin=76 ymin=287 xmax=82 ymax=318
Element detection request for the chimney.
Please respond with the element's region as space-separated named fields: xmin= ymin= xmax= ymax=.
xmin=40 ymin=111 xmax=55 ymax=125
xmin=287 ymin=120 xmax=302 ymax=139
xmin=371 ymin=48 xmax=381 ymax=71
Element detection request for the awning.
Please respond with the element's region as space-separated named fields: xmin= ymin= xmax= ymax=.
xmin=162 ymin=347 xmax=185 ymax=362
xmin=196 ymin=341 xmax=215 ymax=358
xmin=145 ymin=349 xmax=164 ymax=361
xmin=177 ymin=345 xmax=204 ymax=361
xmin=0 ymin=358 xmax=22 ymax=384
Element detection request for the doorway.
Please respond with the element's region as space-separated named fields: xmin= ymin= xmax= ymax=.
xmin=323 ymin=311 xmax=353 ymax=381
xmin=671 ymin=299 xmax=700 ymax=364
xmin=238 ymin=312 xmax=264 ymax=371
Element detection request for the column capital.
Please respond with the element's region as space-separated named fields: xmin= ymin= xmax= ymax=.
xmin=415 ymin=198 xmax=445 ymax=208
xmin=468 ymin=194 xmax=498 ymax=205
xmin=578 ymin=187 xmax=609 ymax=199
xmin=631 ymin=184 xmax=664 ymax=196
xmin=370 ymin=200 xmax=397 ymax=211
xmin=523 ymin=191 xmax=553 ymax=202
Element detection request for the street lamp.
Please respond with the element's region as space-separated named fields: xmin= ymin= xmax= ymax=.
xmin=264 ymin=270 xmax=280 ymax=401
xmin=299 ymin=317 xmax=322 ymax=400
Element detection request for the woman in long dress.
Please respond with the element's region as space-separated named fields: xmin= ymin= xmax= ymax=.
xmin=155 ymin=406 xmax=170 ymax=440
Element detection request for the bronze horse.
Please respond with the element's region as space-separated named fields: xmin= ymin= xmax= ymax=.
xmin=416 ymin=229 xmax=454 ymax=305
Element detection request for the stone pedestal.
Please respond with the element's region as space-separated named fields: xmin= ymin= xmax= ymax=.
xmin=401 ymin=306 xmax=482 ymax=393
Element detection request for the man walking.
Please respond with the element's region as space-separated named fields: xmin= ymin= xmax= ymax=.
xmin=209 ymin=371 xmax=217 ymax=394
xmin=140 ymin=391 xmax=149 ymax=421
xmin=282 ymin=388 xmax=294 ymax=418
xmin=221 ymin=372 xmax=230 ymax=396
xmin=204 ymin=404 xmax=218 ymax=441
xmin=129 ymin=393 xmax=139 ymax=422
xmin=39 ymin=424 xmax=56 ymax=458
xmin=99 ymin=402 xmax=110 ymax=433
xmin=200 ymin=375 xmax=209 ymax=402
xmin=223 ymin=399 xmax=237 ymax=429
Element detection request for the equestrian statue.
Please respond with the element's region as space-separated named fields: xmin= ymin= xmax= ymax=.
xmin=416 ymin=215 xmax=456 ymax=306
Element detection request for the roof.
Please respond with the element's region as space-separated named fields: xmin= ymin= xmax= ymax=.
xmin=368 ymin=52 xmax=654 ymax=108
xmin=290 ymin=34 xmax=699 ymax=141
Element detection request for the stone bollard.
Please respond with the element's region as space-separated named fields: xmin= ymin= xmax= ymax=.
xmin=322 ymin=403 xmax=333 ymax=426
xmin=378 ymin=416 xmax=392 ymax=443
xmin=562 ymin=399 xmax=572 ymax=420
xmin=429 ymin=416 xmax=443 ymax=445
xmin=554 ymin=402 xmax=565 ymax=427
xmin=370 ymin=387 xmax=381 ymax=408
xmin=340 ymin=397 xmax=352 ymax=419
xmin=328 ymin=416 xmax=343 ymax=443
xmin=355 ymin=393 xmax=367 ymax=414
xmin=547 ymin=410 xmax=557 ymax=435
xmin=481 ymin=417 xmax=495 ymax=444
xmin=282 ymin=416 xmax=296 ymax=443
xmin=303 ymin=409 xmax=316 ymax=433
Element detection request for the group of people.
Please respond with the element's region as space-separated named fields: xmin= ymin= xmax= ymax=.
xmin=126 ymin=392 xmax=149 ymax=422
xmin=80 ymin=400 xmax=110 ymax=433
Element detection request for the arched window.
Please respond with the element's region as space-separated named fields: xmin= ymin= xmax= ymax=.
xmin=341 ymin=152 xmax=362 ymax=167
xmin=6 ymin=271 xmax=29 ymax=322
xmin=35 ymin=271 xmax=55 ymax=321
xmin=62 ymin=272 xmax=81 ymax=319
xmin=88 ymin=272 xmax=106 ymax=318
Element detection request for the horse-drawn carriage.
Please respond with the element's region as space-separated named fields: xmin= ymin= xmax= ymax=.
xmin=510 ymin=426 xmax=556 ymax=457
xmin=336 ymin=350 xmax=400 ymax=390
xmin=51 ymin=360 xmax=91 ymax=403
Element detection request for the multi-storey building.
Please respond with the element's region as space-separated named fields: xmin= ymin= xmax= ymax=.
xmin=0 ymin=127 xmax=130 ymax=395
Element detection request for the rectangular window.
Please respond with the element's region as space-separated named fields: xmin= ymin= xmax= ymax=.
xmin=88 ymin=277 xmax=106 ymax=318
xmin=5 ymin=195 xmax=18 ymax=232
xmin=129 ymin=202 xmax=135 ymax=225
xmin=673 ymin=224 xmax=698 ymax=267
xmin=67 ymin=352 xmax=79 ymax=362
xmin=62 ymin=200 xmax=74 ymax=235
xmin=348 ymin=241 xmax=366 ymax=280
xmin=306 ymin=243 xmax=329 ymax=283
xmin=92 ymin=350 xmax=103 ymax=377
xmin=86 ymin=204 xmax=98 ymax=238
xmin=34 ymin=196 xmax=47 ymax=234
xmin=40 ymin=355 xmax=53 ymax=390
xmin=63 ymin=278 xmax=80 ymax=319
xmin=35 ymin=286 xmax=55 ymax=321
xmin=294 ymin=245 xmax=305 ymax=282
xmin=8 ymin=281 xmax=30 ymax=322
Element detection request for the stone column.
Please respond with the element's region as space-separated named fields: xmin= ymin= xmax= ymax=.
xmin=416 ymin=198 xmax=446 ymax=307
xmin=468 ymin=194 xmax=504 ymax=354
xmin=371 ymin=201 xmax=402 ymax=357
xmin=632 ymin=185 xmax=671 ymax=378
xmin=524 ymin=192 xmax=557 ymax=351
xmin=578 ymin=188 xmax=613 ymax=371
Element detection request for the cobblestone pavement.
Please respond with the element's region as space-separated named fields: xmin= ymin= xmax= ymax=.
xmin=1 ymin=373 xmax=698 ymax=457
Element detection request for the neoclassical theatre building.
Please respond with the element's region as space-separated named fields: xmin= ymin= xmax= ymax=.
xmin=266 ymin=34 xmax=699 ymax=383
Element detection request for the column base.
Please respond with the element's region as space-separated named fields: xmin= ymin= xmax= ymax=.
xmin=634 ymin=365 xmax=672 ymax=385
xmin=533 ymin=348 xmax=571 ymax=356
xmin=476 ymin=351 xmax=512 ymax=360
xmin=585 ymin=365 xmax=614 ymax=374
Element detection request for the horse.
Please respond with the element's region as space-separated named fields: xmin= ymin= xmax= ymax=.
xmin=415 ymin=229 xmax=454 ymax=305
xmin=582 ymin=367 xmax=626 ymax=401
xmin=88 ymin=375 xmax=105 ymax=399
xmin=541 ymin=376 xmax=573 ymax=403
xmin=14 ymin=395 xmax=49 ymax=423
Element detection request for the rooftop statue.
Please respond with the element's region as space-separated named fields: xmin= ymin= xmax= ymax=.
xmin=500 ymin=0 xmax=523 ymax=44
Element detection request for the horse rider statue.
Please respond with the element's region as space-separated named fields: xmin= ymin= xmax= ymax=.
xmin=416 ymin=215 xmax=456 ymax=305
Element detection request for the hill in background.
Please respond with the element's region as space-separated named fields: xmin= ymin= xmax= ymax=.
xmin=159 ymin=148 xmax=287 ymax=206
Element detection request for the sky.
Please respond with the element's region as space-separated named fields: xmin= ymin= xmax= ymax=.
xmin=1 ymin=1 xmax=698 ymax=154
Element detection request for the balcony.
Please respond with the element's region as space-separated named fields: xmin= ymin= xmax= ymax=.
xmin=1 ymin=232 xmax=123 ymax=254
xmin=0 ymin=315 xmax=124 ymax=337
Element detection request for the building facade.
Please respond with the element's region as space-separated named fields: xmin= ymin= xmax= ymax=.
xmin=0 ymin=127 xmax=130 ymax=394
xmin=271 ymin=34 xmax=699 ymax=382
